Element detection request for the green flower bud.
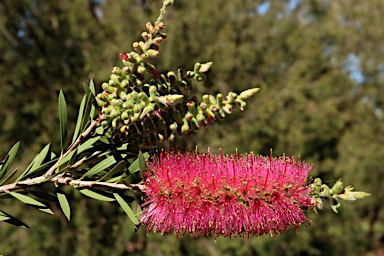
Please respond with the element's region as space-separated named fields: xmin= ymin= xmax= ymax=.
xmin=218 ymin=108 xmax=226 ymax=119
xmin=238 ymin=88 xmax=260 ymax=100
xmin=147 ymin=49 xmax=159 ymax=58
xmin=194 ymin=73 xmax=206 ymax=82
xmin=137 ymin=66 xmax=147 ymax=74
xmin=202 ymin=94 xmax=210 ymax=103
xmin=129 ymin=75 xmax=137 ymax=85
xmin=142 ymin=32 xmax=150 ymax=41
xmin=101 ymin=120 xmax=109 ymax=127
xmin=181 ymin=120 xmax=190 ymax=133
xmin=96 ymin=99 xmax=106 ymax=107
xmin=222 ymin=104 xmax=233 ymax=114
xmin=168 ymin=133 xmax=175 ymax=142
xmin=120 ymin=125 xmax=128 ymax=133
xmin=112 ymin=117 xmax=121 ymax=129
xmin=186 ymin=70 xmax=195 ymax=78
xmin=228 ymin=92 xmax=238 ymax=102
xmin=138 ymin=92 xmax=149 ymax=103
xmin=121 ymin=110 xmax=130 ymax=120
xmin=133 ymin=42 xmax=143 ymax=53
xmin=112 ymin=66 xmax=121 ymax=75
xmin=169 ymin=122 xmax=178 ymax=132
xmin=178 ymin=68 xmax=185 ymax=80
xmin=193 ymin=63 xmax=201 ymax=74
xmin=158 ymin=133 xmax=165 ymax=142
xmin=196 ymin=113 xmax=206 ymax=122
xmin=102 ymin=82 xmax=109 ymax=91
xmin=332 ymin=180 xmax=344 ymax=194
xmin=235 ymin=98 xmax=247 ymax=110
xmin=198 ymin=62 xmax=213 ymax=73
xmin=165 ymin=95 xmax=184 ymax=104
xmin=120 ymin=79 xmax=129 ymax=89
xmin=167 ymin=71 xmax=177 ymax=83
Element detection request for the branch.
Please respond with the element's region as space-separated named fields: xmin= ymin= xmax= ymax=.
xmin=43 ymin=115 xmax=106 ymax=178
xmin=0 ymin=175 xmax=145 ymax=194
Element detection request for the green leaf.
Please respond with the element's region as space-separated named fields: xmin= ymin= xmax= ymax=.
xmin=0 ymin=142 xmax=20 ymax=181
xmin=128 ymin=152 xmax=150 ymax=174
xmin=89 ymin=80 xmax=97 ymax=119
xmin=58 ymin=90 xmax=68 ymax=151
xmin=138 ymin=151 xmax=146 ymax=170
xmin=56 ymin=185 xmax=71 ymax=221
xmin=0 ymin=168 xmax=18 ymax=186
xmin=82 ymin=156 xmax=116 ymax=179
xmin=9 ymin=192 xmax=53 ymax=214
xmin=106 ymin=175 xmax=124 ymax=183
xmin=30 ymin=144 xmax=51 ymax=173
xmin=79 ymin=189 xmax=115 ymax=202
xmin=113 ymin=193 xmax=139 ymax=225
xmin=72 ymin=95 xmax=86 ymax=142
xmin=98 ymin=161 xmax=126 ymax=181
xmin=0 ymin=210 xmax=29 ymax=228
xmin=16 ymin=145 xmax=54 ymax=182
xmin=59 ymin=136 xmax=101 ymax=166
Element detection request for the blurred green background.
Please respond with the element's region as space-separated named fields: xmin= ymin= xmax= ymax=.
xmin=0 ymin=0 xmax=383 ymax=255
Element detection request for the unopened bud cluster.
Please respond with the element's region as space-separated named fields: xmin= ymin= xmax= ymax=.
xmin=95 ymin=17 xmax=259 ymax=148
xmin=310 ymin=178 xmax=371 ymax=213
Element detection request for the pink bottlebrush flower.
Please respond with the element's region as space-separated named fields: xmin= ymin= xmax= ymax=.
xmin=140 ymin=150 xmax=315 ymax=239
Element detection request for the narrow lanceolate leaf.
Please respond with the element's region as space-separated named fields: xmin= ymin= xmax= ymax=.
xmin=98 ymin=161 xmax=126 ymax=182
xmin=88 ymin=80 xmax=97 ymax=119
xmin=56 ymin=186 xmax=71 ymax=221
xmin=30 ymin=144 xmax=51 ymax=173
xmin=114 ymin=193 xmax=139 ymax=225
xmin=9 ymin=192 xmax=53 ymax=214
xmin=82 ymin=156 xmax=116 ymax=179
xmin=0 ymin=210 xmax=29 ymax=228
xmin=58 ymin=90 xmax=68 ymax=151
xmin=16 ymin=145 xmax=53 ymax=182
xmin=79 ymin=189 xmax=115 ymax=202
xmin=0 ymin=142 xmax=20 ymax=181
xmin=59 ymin=136 xmax=101 ymax=166
xmin=72 ymin=95 xmax=86 ymax=142
xmin=128 ymin=152 xmax=150 ymax=174
xmin=0 ymin=168 xmax=18 ymax=186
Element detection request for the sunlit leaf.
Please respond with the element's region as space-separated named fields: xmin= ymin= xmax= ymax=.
xmin=82 ymin=156 xmax=116 ymax=179
xmin=98 ymin=161 xmax=126 ymax=181
xmin=128 ymin=152 xmax=150 ymax=174
xmin=58 ymin=90 xmax=68 ymax=151
xmin=59 ymin=136 xmax=100 ymax=166
xmin=56 ymin=185 xmax=71 ymax=221
xmin=30 ymin=144 xmax=51 ymax=172
xmin=79 ymin=189 xmax=115 ymax=202
xmin=114 ymin=193 xmax=139 ymax=225
xmin=72 ymin=95 xmax=86 ymax=142
xmin=9 ymin=192 xmax=53 ymax=214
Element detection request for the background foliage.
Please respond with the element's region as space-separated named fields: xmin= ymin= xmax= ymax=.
xmin=0 ymin=0 xmax=382 ymax=255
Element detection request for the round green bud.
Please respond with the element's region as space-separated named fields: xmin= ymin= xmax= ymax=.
xmin=194 ymin=73 xmax=206 ymax=82
xmin=169 ymin=122 xmax=178 ymax=132
xmin=146 ymin=49 xmax=159 ymax=58
xmin=181 ymin=121 xmax=190 ymax=133
xmin=96 ymin=99 xmax=106 ymax=107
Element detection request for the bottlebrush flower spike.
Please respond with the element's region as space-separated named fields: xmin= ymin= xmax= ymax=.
xmin=140 ymin=150 xmax=315 ymax=239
